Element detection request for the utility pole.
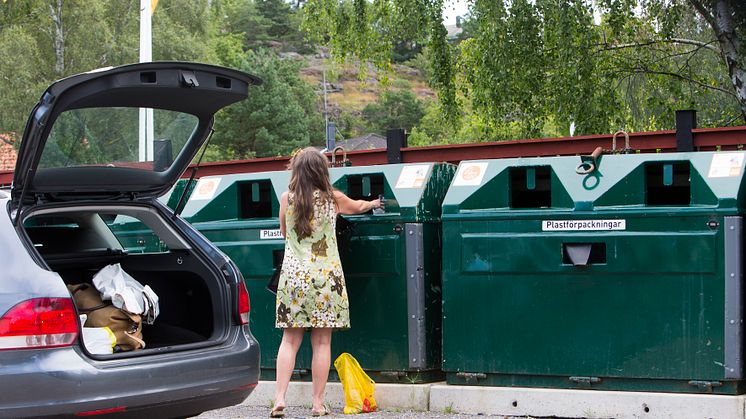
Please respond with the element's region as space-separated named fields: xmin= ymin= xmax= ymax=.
xmin=138 ymin=0 xmax=155 ymax=162
xmin=323 ymin=69 xmax=335 ymax=151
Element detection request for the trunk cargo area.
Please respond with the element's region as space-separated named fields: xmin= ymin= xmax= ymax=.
xmin=22 ymin=206 xmax=222 ymax=353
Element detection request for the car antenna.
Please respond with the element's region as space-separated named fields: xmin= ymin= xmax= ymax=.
xmin=172 ymin=127 xmax=214 ymax=219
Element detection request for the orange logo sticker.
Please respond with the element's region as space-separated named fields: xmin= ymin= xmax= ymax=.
xmin=192 ymin=177 xmax=222 ymax=200
xmin=454 ymin=162 xmax=488 ymax=186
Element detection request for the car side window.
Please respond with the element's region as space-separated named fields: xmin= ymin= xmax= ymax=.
xmin=24 ymin=215 xmax=84 ymax=254
xmin=105 ymin=214 xmax=169 ymax=254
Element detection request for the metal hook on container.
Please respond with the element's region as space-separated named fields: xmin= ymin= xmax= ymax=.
xmin=331 ymin=146 xmax=348 ymax=167
xmin=576 ymin=146 xmax=604 ymax=175
xmin=612 ymin=130 xmax=630 ymax=153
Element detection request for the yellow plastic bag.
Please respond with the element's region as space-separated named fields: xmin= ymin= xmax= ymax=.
xmin=334 ymin=352 xmax=377 ymax=414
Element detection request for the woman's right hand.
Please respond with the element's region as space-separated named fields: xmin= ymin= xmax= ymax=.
xmin=369 ymin=198 xmax=384 ymax=211
xmin=334 ymin=191 xmax=384 ymax=215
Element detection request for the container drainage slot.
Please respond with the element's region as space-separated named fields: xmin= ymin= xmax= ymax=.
xmin=563 ymin=243 xmax=606 ymax=266
xmin=646 ymin=162 xmax=690 ymax=205
xmin=510 ymin=166 xmax=551 ymax=208
xmin=239 ymin=180 xmax=273 ymax=218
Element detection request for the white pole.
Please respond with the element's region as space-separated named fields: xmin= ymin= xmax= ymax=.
xmin=139 ymin=0 xmax=154 ymax=161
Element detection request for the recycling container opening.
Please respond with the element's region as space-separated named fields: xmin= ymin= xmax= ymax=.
xmin=346 ymin=174 xmax=386 ymax=200
xmin=239 ymin=180 xmax=275 ymax=218
xmin=645 ymin=162 xmax=691 ymax=205
xmin=510 ymin=166 xmax=551 ymax=208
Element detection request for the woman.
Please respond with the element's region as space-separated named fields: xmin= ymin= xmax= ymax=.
xmin=271 ymin=147 xmax=383 ymax=418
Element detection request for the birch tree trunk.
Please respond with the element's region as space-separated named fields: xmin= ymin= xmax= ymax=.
xmin=49 ymin=0 xmax=65 ymax=77
xmin=691 ymin=0 xmax=746 ymax=121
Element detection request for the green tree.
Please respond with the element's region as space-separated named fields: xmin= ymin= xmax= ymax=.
xmin=303 ymin=0 xmax=746 ymax=140
xmin=210 ymin=48 xmax=324 ymax=159
xmin=212 ymin=0 xmax=312 ymax=53
xmin=152 ymin=0 xmax=213 ymax=62
xmin=0 ymin=0 xmax=214 ymax=138
xmin=361 ymin=90 xmax=427 ymax=134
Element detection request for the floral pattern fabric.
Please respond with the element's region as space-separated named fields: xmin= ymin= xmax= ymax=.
xmin=276 ymin=191 xmax=350 ymax=329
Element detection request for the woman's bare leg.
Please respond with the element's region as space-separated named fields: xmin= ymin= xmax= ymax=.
xmin=310 ymin=328 xmax=333 ymax=412
xmin=274 ymin=328 xmax=305 ymax=410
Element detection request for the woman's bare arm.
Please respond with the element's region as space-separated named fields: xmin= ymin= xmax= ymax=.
xmin=279 ymin=191 xmax=289 ymax=237
xmin=333 ymin=190 xmax=383 ymax=215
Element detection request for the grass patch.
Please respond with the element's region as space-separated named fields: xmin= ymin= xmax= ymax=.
xmin=444 ymin=402 xmax=456 ymax=414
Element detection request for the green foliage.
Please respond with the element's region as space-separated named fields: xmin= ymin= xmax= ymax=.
xmin=303 ymin=0 xmax=452 ymax=97
xmin=0 ymin=25 xmax=45 ymax=139
xmin=152 ymin=0 xmax=213 ymax=62
xmin=305 ymin=0 xmax=746 ymax=141
xmin=213 ymin=0 xmax=312 ymax=53
xmin=403 ymin=49 xmax=431 ymax=80
xmin=391 ymin=40 xmax=423 ymax=63
xmin=336 ymin=110 xmax=368 ymax=139
xmin=391 ymin=78 xmax=412 ymax=89
xmin=0 ymin=0 xmax=327 ymax=164
xmin=0 ymin=0 xmax=215 ymax=138
xmin=410 ymin=100 xmax=532 ymax=146
xmin=361 ymin=90 xmax=427 ymax=134
xmin=211 ymin=49 xmax=324 ymax=160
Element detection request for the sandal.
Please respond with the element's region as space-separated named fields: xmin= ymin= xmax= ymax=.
xmin=311 ymin=407 xmax=329 ymax=416
xmin=269 ymin=405 xmax=286 ymax=418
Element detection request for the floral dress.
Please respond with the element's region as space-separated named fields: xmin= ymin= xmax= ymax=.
xmin=275 ymin=190 xmax=350 ymax=329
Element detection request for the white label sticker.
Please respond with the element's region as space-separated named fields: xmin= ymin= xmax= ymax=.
xmin=453 ymin=162 xmax=489 ymax=186
xmin=708 ymin=152 xmax=745 ymax=178
xmin=395 ymin=164 xmax=431 ymax=188
xmin=542 ymin=219 xmax=626 ymax=231
xmin=260 ymin=229 xmax=283 ymax=239
xmin=190 ymin=177 xmax=221 ymax=200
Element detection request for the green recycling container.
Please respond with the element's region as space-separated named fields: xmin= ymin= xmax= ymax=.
xmin=161 ymin=178 xmax=194 ymax=211
xmin=179 ymin=171 xmax=314 ymax=380
xmin=104 ymin=180 xmax=193 ymax=254
xmin=329 ymin=162 xmax=455 ymax=383
xmin=442 ymin=152 xmax=746 ymax=394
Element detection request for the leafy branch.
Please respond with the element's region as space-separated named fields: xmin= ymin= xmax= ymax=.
xmin=600 ymin=38 xmax=721 ymax=54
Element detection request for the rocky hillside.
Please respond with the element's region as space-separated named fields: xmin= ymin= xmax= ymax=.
xmin=294 ymin=52 xmax=435 ymax=122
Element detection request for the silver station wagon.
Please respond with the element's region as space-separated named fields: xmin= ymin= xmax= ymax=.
xmin=0 ymin=62 xmax=261 ymax=418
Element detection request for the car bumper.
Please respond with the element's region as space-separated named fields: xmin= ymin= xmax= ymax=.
xmin=0 ymin=328 xmax=260 ymax=418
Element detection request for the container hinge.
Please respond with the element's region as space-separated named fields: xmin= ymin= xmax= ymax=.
xmin=456 ymin=372 xmax=487 ymax=383
xmin=688 ymin=380 xmax=722 ymax=393
xmin=569 ymin=376 xmax=601 ymax=387
xmin=381 ymin=371 xmax=409 ymax=381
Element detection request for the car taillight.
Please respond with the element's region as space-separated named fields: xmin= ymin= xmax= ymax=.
xmin=0 ymin=298 xmax=78 ymax=350
xmin=238 ymin=281 xmax=250 ymax=325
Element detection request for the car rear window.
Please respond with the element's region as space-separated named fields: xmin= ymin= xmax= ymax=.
xmin=39 ymin=107 xmax=198 ymax=172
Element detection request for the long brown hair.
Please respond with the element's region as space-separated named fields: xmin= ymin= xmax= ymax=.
xmin=288 ymin=147 xmax=335 ymax=239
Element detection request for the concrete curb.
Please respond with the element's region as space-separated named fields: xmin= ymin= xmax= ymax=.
xmin=244 ymin=381 xmax=432 ymax=411
xmin=245 ymin=381 xmax=746 ymax=418
xmin=429 ymin=385 xmax=746 ymax=419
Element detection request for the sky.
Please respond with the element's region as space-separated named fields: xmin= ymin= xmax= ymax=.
xmin=442 ymin=0 xmax=469 ymax=25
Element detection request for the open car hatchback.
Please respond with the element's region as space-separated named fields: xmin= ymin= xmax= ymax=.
xmin=0 ymin=62 xmax=261 ymax=418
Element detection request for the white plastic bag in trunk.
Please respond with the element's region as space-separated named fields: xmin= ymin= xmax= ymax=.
xmin=93 ymin=263 xmax=160 ymax=324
